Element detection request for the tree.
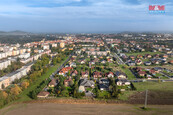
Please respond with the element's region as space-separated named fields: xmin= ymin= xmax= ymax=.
xmin=69 ymin=80 xmax=74 ymax=87
xmin=21 ymin=81 xmax=30 ymax=89
xmin=31 ymin=91 xmax=37 ymax=99
xmin=10 ymin=84 xmax=22 ymax=96
xmin=61 ymin=90 xmax=69 ymax=97
xmin=95 ymin=85 xmax=99 ymax=98
xmin=1 ymin=84 xmax=5 ymax=89
xmin=2 ymin=91 xmax=8 ymax=99
xmin=52 ymin=58 xmax=57 ymax=65
xmin=67 ymin=70 xmax=71 ymax=76
xmin=130 ymin=83 xmax=136 ymax=90
xmin=57 ymin=57 xmax=61 ymax=63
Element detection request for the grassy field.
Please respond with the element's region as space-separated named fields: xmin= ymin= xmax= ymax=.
xmin=1 ymin=103 xmax=173 ymax=115
xmin=133 ymin=82 xmax=173 ymax=92
xmin=119 ymin=65 xmax=136 ymax=80
xmin=125 ymin=51 xmax=163 ymax=56
xmin=119 ymin=82 xmax=173 ymax=102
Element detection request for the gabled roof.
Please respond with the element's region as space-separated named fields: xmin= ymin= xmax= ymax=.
xmin=71 ymin=70 xmax=78 ymax=74
xmin=37 ymin=91 xmax=50 ymax=97
xmin=138 ymin=71 xmax=146 ymax=74
xmin=49 ymin=79 xmax=56 ymax=86
xmin=115 ymin=71 xmax=126 ymax=77
xmin=99 ymin=83 xmax=109 ymax=89
xmin=93 ymin=71 xmax=102 ymax=76
xmin=79 ymin=79 xmax=95 ymax=87
xmin=81 ymin=71 xmax=89 ymax=75
xmin=105 ymin=72 xmax=114 ymax=76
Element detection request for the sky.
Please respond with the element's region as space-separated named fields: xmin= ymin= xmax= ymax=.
xmin=0 ymin=0 xmax=173 ymax=33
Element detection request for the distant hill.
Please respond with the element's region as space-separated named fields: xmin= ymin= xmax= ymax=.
xmin=0 ymin=30 xmax=30 ymax=35
xmin=0 ymin=31 xmax=7 ymax=33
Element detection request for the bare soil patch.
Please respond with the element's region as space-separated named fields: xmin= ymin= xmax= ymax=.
xmin=128 ymin=90 xmax=173 ymax=105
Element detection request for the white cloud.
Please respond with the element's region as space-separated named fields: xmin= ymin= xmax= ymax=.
xmin=0 ymin=0 xmax=173 ymax=32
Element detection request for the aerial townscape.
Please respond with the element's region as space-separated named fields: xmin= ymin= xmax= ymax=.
xmin=0 ymin=0 xmax=173 ymax=115
xmin=0 ymin=32 xmax=173 ymax=114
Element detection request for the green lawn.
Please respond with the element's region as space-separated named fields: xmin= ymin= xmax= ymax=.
xmin=155 ymin=73 xmax=163 ymax=77
xmin=133 ymin=82 xmax=173 ymax=92
xmin=119 ymin=82 xmax=173 ymax=101
xmin=125 ymin=51 xmax=163 ymax=56
xmin=120 ymin=65 xmax=136 ymax=80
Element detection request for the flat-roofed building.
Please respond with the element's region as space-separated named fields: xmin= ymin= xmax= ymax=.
xmin=0 ymin=62 xmax=34 ymax=90
xmin=0 ymin=59 xmax=11 ymax=70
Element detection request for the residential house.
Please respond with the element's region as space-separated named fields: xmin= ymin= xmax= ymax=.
xmin=64 ymin=79 xmax=72 ymax=87
xmin=71 ymin=70 xmax=78 ymax=76
xmin=93 ymin=58 xmax=99 ymax=62
xmin=152 ymin=60 xmax=160 ymax=65
xmin=145 ymin=54 xmax=152 ymax=58
xmin=149 ymin=69 xmax=157 ymax=74
xmin=115 ymin=71 xmax=127 ymax=79
xmin=48 ymin=79 xmax=57 ymax=87
xmin=129 ymin=55 xmax=135 ymax=60
xmin=78 ymin=86 xmax=85 ymax=92
xmin=107 ymin=58 xmax=113 ymax=63
xmin=100 ymin=60 xmax=106 ymax=64
xmin=105 ymin=72 xmax=114 ymax=78
xmin=153 ymin=67 xmax=163 ymax=72
xmin=59 ymin=67 xmax=73 ymax=76
xmin=136 ymin=59 xmax=142 ymax=65
xmin=135 ymin=67 xmax=142 ymax=72
xmin=81 ymin=71 xmax=89 ymax=78
xmin=162 ymin=54 xmax=168 ymax=58
xmin=69 ymin=62 xmax=76 ymax=67
xmin=138 ymin=71 xmax=146 ymax=77
xmin=127 ymin=61 xmax=136 ymax=66
xmin=78 ymin=59 xmax=85 ymax=64
xmin=37 ymin=91 xmax=50 ymax=98
xmin=137 ymin=55 xmax=143 ymax=59
xmin=146 ymin=75 xmax=152 ymax=79
xmin=169 ymin=60 xmax=173 ymax=64
xmin=99 ymin=78 xmax=109 ymax=91
xmin=116 ymin=79 xmax=130 ymax=86
xmin=93 ymin=71 xmax=102 ymax=79
xmin=79 ymin=78 xmax=95 ymax=88
xmin=99 ymin=78 xmax=109 ymax=84
xmin=154 ymin=54 xmax=160 ymax=58
xmin=144 ymin=61 xmax=151 ymax=66
xmin=89 ymin=60 xmax=95 ymax=65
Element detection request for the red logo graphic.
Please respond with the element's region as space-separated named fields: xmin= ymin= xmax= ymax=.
xmin=149 ymin=5 xmax=165 ymax=11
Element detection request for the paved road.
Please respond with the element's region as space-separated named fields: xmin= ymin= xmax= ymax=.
xmin=112 ymin=52 xmax=125 ymax=65
xmin=102 ymin=37 xmax=125 ymax=65
xmin=128 ymin=79 xmax=173 ymax=82
xmin=50 ymin=51 xmax=75 ymax=80
xmin=160 ymin=72 xmax=171 ymax=78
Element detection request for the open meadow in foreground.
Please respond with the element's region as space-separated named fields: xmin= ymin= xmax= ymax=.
xmin=0 ymin=103 xmax=173 ymax=115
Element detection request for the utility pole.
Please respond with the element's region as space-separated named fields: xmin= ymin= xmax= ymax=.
xmin=144 ymin=89 xmax=148 ymax=108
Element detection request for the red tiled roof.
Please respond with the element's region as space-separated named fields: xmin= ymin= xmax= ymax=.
xmin=138 ymin=71 xmax=146 ymax=74
xmin=59 ymin=67 xmax=73 ymax=74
